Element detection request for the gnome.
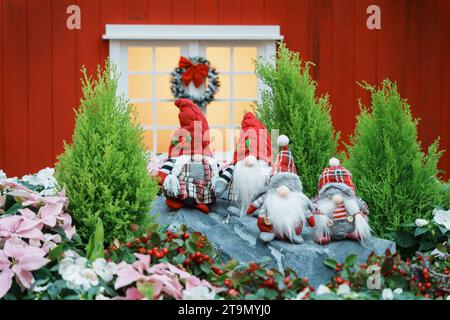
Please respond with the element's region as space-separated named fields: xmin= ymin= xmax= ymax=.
xmin=246 ymin=135 xmax=314 ymax=244
xmin=213 ymin=112 xmax=272 ymax=216
xmin=311 ymin=158 xmax=371 ymax=245
xmin=157 ymin=99 xmax=219 ymax=214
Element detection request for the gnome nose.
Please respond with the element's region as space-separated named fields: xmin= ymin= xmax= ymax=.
xmin=244 ymin=155 xmax=257 ymax=167
xmin=332 ymin=194 xmax=343 ymax=205
xmin=276 ymin=185 xmax=290 ymax=197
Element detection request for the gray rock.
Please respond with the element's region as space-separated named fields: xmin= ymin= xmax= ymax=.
xmin=149 ymin=196 xmax=396 ymax=287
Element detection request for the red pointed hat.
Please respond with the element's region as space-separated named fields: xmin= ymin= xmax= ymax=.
xmin=168 ymin=98 xmax=212 ymax=158
xmin=234 ymin=112 xmax=272 ymax=164
xmin=272 ymin=135 xmax=297 ymax=175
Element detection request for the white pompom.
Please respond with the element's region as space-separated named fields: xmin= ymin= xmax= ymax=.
xmin=277 ymin=135 xmax=289 ymax=147
xmin=329 ymin=157 xmax=340 ymax=166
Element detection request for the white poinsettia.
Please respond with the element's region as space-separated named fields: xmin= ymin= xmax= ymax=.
xmin=58 ymin=255 xmax=99 ymax=291
xmin=433 ymin=209 xmax=450 ymax=231
xmin=415 ymin=219 xmax=429 ymax=227
xmin=22 ymin=167 xmax=58 ymax=194
xmin=316 ymin=284 xmax=332 ymax=295
xmin=0 ymin=170 xmax=6 ymax=182
xmin=382 ymin=288 xmax=394 ymax=300
xmin=182 ymin=285 xmax=216 ymax=300
xmin=92 ymin=258 xmax=116 ymax=283
xmin=337 ymin=284 xmax=351 ymax=296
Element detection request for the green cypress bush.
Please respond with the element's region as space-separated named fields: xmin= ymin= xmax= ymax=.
xmin=346 ymin=79 xmax=447 ymax=237
xmin=255 ymin=43 xmax=339 ymax=196
xmin=56 ymin=62 xmax=158 ymax=243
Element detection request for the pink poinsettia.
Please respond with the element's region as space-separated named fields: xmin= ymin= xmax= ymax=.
xmin=113 ymin=254 xmax=217 ymax=300
xmin=0 ymin=238 xmax=50 ymax=298
xmin=0 ymin=215 xmax=44 ymax=241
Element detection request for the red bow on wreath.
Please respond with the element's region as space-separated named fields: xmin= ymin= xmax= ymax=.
xmin=179 ymin=56 xmax=209 ymax=88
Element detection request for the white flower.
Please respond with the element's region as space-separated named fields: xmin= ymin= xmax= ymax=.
xmin=22 ymin=167 xmax=57 ymax=190
xmin=0 ymin=170 xmax=6 ymax=182
xmin=92 ymin=258 xmax=116 ymax=283
xmin=337 ymin=284 xmax=351 ymax=296
xmin=316 ymin=284 xmax=332 ymax=295
xmin=382 ymin=288 xmax=394 ymax=300
xmin=182 ymin=285 xmax=216 ymax=300
xmin=433 ymin=209 xmax=450 ymax=231
xmin=58 ymin=256 xmax=99 ymax=291
xmin=393 ymin=288 xmax=403 ymax=295
xmin=415 ymin=219 xmax=429 ymax=227
xmin=293 ymin=287 xmax=310 ymax=300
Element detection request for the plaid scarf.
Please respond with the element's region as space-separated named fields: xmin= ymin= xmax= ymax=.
xmin=176 ymin=159 xmax=215 ymax=204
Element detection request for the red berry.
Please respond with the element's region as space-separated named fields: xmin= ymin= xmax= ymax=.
xmin=249 ymin=262 xmax=259 ymax=271
xmin=197 ymin=242 xmax=204 ymax=249
xmin=162 ymin=248 xmax=169 ymax=255
xmin=425 ymin=282 xmax=432 ymax=289
xmin=264 ymin=278 xmax=275 ymax=288
xmin=336 ymin=277 xmax=344 ymax=285
xmin=182 ymin=233 xmax=190 ymax=240
xmin=104 ymin=249 xmax=109 ymax=254
xmin=138 ymin=247 xmax=146 ymax=254
xmin=184 ymin=258 xmax=190 ymax=266
xmin=135 ymin=237 xmax=141 ymax=245
xmin=228 ymin=289 xmax=239 ymax=298
xmin=195 ymin=251 xmax=202 ymax=257
xmin=147 ymin=249 xmax=153 ymax=255
xmin=224 ymin=279 xmax=232 ymax=288
xmin=126 ymin=242 xmax=132 ymax=248
xmin=302 ymin=277 xmax=309 ymax=283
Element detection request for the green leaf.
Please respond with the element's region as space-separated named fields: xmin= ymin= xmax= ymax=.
xmin=418 ymin=241 xmax=435 ymax=252
xmin=345 ymin=254 xmax=358 ymax=266
xmin=47 ymin=243 xmax=65 ymax=261
xmin=323 ymin=258 xmax=338 ymax=269
xmin=435 ymin=243 xmax=448 ymax=254
xmin=199 ymin=263 xmax=211 ymax=275
xmin=5 ymin=202 xmax=23 ymax=215
xmin=414 ymin=227 xmax=429 ymax=238
xmin=389 ymin=231 xmax=417 ymax=248
xmin=137 ymin=282 xmax=154 ymax=299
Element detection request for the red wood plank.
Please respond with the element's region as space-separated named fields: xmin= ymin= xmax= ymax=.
xmin=172 ymin=0 xmax=195 ymax=24
xmin=398 ymin=0 xmax=420 ymax=119
xmin=218 ymin=0 xmax=242 ymax=24
xmin=195 ymin=0 xmax=219 ymax=24
xmin=124 ymin=0 xmax=149 ymax=23
xmin=148 ymin=0 xmax=172 ymax=24
xmin=52 ymin=0 xmax=78 ymax=161
xmin=100 ymin=0 xmax=125 ymax=61
xmin=27 ymin=0 xmax=53 ymax=173
xmin=310 ymin=0 xmax=333 ymax=97
xmin=242 ymin=0 xmax=264 ymax=24
xmin=3 ymin=0 xmax=28 ymax=176
xmin=264 ymin=0 xmax=287 ymax=26
xmin=417 ymin=0 xmax=442 ymax=150
xmin=440 ymin=0 xmax=450 ymax=180
xmin=330 ymin=0 xmax=355 ymax=145
xmin=354 ymin=0 xmax=379 ymax=111
xmin=76 ymin=0 xmax=102 ymax=94
xmin=0 ymin=0 xmax=4 ymax=169
xmin=285 ymin=0 xmax=311 ymax=61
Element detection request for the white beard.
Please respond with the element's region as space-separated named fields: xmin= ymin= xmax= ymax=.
xmin=314 ymin=191 xmax=371 ymax=242
xmin=264 ymin=190 xmax=307 ymax=241
xmin=233 ymin=160 xmax=270 ymax=216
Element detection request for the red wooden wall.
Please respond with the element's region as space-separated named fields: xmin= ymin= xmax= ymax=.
xmin=0 ymin=0 xmax=449 ymax=179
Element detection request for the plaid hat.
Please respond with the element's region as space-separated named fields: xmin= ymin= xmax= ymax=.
xmin=317 ymin=158 xmax=355 ymax=194
xmin=233 ymin=112 xmax=272 ymax=164
xmin=168 ymin=99 xmax=212 ymax=158
xmin=272 ymin=135 xmax=297 ymax=175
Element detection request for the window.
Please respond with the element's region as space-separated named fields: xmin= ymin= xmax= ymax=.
xmin=104 ymin=25 xmax=282 ymax=160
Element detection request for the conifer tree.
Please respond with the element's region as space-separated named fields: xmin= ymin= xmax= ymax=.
xmin=346 ymin=80 xmax=447 ymax=236
xmin=56 ymin=62 xmax=158 ymax=242
xmin=256 ymin=43 xmax=339 ymax=196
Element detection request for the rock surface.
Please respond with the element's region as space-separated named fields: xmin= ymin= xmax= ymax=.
xmin=149 ymin=196 xmax=396 ymax=287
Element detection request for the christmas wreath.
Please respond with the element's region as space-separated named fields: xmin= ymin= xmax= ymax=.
xmin=170 ymin=56 xmax=220 ymax=108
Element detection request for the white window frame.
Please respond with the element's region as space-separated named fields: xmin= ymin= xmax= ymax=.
xmin=103 ymin=25 xmax=283 ymax=158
